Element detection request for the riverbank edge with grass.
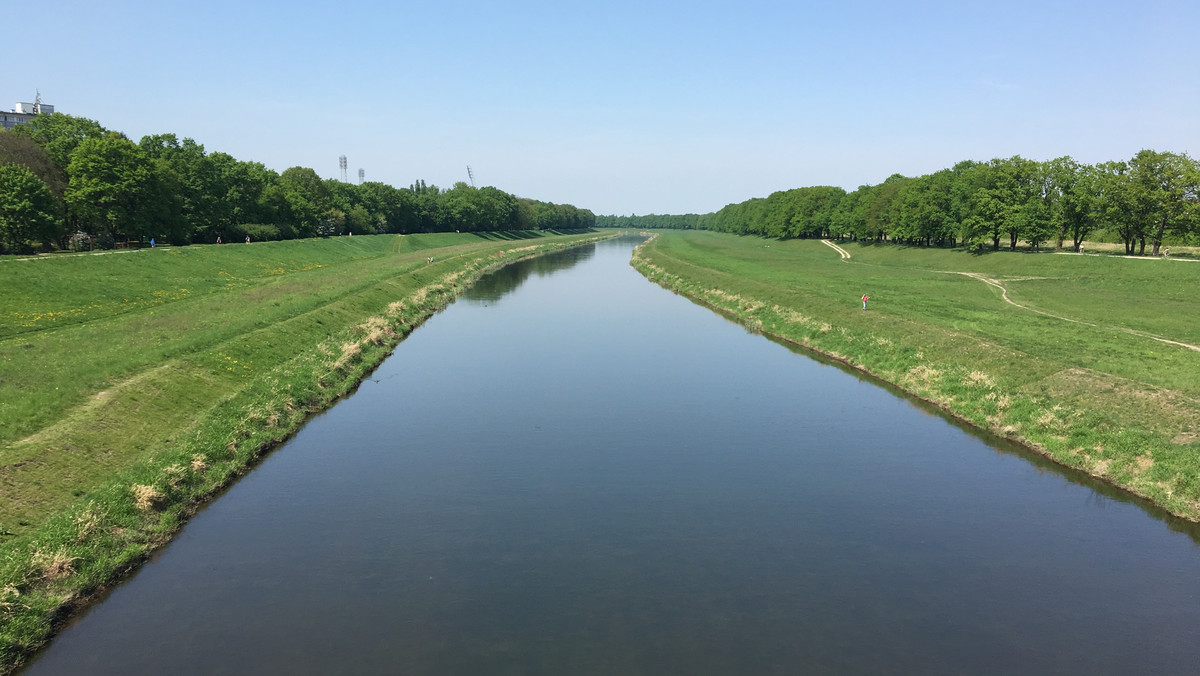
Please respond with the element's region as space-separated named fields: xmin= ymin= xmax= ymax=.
xmin=630 ymin=234 xmax=1200 ymax=526
xmin=0 ymin=232 xmax=615 ymax=674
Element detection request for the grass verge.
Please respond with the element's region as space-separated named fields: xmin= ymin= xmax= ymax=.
xmin=632 ymin=231 xmax=1200 ymax=523
xmin=0 ymin=231 xmax=613 ymax=673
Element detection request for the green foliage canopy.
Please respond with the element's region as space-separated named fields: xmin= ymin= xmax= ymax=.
xmin=601 ymin=151 xmax=1200 ymax=253
xmin=0 ymin=164 xmax=59 ymax=253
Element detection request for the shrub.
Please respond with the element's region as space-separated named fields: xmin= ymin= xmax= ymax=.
xmin=68 ymin=231 xmax=92 ymax=252
xmin=228 ymin=223 xmax=282 ymax=242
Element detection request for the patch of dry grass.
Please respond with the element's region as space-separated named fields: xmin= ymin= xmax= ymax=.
xmin=964 ymin=371 xmax=995 ymax=388
xmin=72 ymin=506 xmax=103 ymax=541
xmin=408 ymin=288 xmax=430 ymax=307
xmin=332 ymin=341 xmax=362 ymax=370
xmin=1036 ymin=411 xmax=1061 ymax=428
xmin=1133 ymin=454 xmax=1155 ymax=475
xmin=359 ymin=316 xmax=395 ymax=346
xmin=906 ymin=365 xmax=941 ymax=388
xmin=162 ymin=464 xmax=186 ymax=490
xmin=0 ymin=584 xmax=20 ymax=616
xmin=32 ymin=548 xmax=77 ymax=582
xmin=131 ymin=484 xmax=163 ymax=511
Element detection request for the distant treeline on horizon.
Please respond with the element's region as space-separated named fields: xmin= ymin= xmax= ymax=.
xmin=597 ymin=151 xmax=1199 ymax=256
xmin=0 ymin=113 xmax=595 ymax=254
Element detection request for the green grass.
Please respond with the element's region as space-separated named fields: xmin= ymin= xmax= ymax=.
xmin=633 ymin=231 xmax=1200 ymax=522
xmin=0 ymin=230 xmax=612 ymax=673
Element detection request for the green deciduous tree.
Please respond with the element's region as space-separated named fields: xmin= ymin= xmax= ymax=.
xmin=140 ymin=133 xmax=228 ymax=242
xmin=66 ymin=135 xmax=181 ymax=243
xmin=1128 ymin=149 xmax=1200 ymax=255
xmin=277 ymin=166 xmax=333 ymax=237
xmin=208 ymin=153 xmax=276 ymax=237
xmin=10 ymin=113 xmax=106 ymax=174
xmin=1052 ymin=158 xmax=1100 ymax=252
xmin=0 ymin=164 xmax=60 ymax=253
xmin=1095 ymin=160 xmax=1144 ymax=254
xmin=0 ymin=129 xmax=67 ymax=199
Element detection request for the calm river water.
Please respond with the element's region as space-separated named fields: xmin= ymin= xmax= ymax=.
xmin=22 ymin=236 xmax=1200 ymax=674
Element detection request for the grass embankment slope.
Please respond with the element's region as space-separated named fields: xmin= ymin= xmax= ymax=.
xmin=634 ymin=231 xmax=1200 ymax=521
xmin=0 ymin=230 xmax=611 ymax=672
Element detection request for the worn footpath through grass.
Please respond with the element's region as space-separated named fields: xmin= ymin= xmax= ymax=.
xmin=0 ymin=230 xmax=612 ymax=673
xmin=633 ymin=230 xmax=1200 ymax=522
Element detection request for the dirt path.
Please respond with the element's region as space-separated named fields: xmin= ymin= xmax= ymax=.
xmin=3 ymin=248 xmax=153 ymax=263
xmin=821 ymin=239 xmax=851 ymax=259
xmin=1054 ymin=252 xmax=1199 ymax=262
xmin=811 ymin=238 xmax=1195 ymax=353
xmin=941 ymin=270 xmax=1200 ymax=353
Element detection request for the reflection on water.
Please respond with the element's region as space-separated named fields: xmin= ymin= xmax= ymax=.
xmin=22 ymin=235 xmax=1200 ymax=676
xmin=463 ymin=243 xmax=597 ymax=302
xmin=759 ymin=331 xmax=1200 ymax=544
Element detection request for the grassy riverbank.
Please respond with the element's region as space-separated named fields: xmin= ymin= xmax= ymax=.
xmin=633 ymin=231 xmax=1200 ymax=522
xmin=0 ymin=230 xmax=612 ymax=672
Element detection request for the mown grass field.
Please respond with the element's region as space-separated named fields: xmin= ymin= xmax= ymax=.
xmin=633 ymin=230 xmax=1200 ymax=522
xmin=0 ymin=230 xmax=611 ymax=672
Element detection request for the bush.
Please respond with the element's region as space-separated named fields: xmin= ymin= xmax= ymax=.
xmin=227 ymin=224 xmax=282 ymax=242
xmin=68 ymin=231 xmax=92 ymax=252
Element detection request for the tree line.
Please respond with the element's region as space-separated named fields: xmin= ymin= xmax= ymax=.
xmin=0 ymin=113 xmax=594 ymax=254
xmin=596 ymin=152 xmax=1200 ymax=255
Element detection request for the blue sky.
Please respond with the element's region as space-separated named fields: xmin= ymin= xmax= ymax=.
xmin=7 ymin=0 xmax=1198 ymax=215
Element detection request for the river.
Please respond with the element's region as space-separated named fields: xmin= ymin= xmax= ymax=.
xmin=21 ymin=236 xmax=1200 ymax=674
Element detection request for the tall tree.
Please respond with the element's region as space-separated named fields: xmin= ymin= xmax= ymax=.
xmin=0 ymin=129 xmax=67 ymax=199
xmin=1095 ymin=160 xmax=1143 ymax=254
xmin=140 ymin=133 xmax=225 ymax=242
xmin=0 ymin=164 xmax=60 ymax=253
xmin=437 ymin=183 xmax=483 ymax=232
xmin=476 ymin=186 xmax=519 ymax=230
xmin=66 ymin=134 xmax=179 ymax=242
xmin=1128 ymin=149 xmax=1200 ymax=255
xmin=277 ymin=166 xmax=333 ymax=237
xmin=10 ymin=113 xmax=106 ymax=174
xmin=1053 ymin=158 xmax=1100 ymax=252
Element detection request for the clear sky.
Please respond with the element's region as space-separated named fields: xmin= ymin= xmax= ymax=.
xmin=7 ymin=0 xmax=1198 ymax=215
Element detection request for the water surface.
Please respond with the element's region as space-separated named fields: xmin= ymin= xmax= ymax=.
xmin=23 ymin=236 xmax=1200 ymax=675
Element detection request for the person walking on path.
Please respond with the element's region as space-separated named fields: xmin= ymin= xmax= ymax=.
xmin=862 ymin=294 xmax=869 ymax=310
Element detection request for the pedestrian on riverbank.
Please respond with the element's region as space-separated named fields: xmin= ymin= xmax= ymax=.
xmin=862 ymin=294 xmax=869 ymax=310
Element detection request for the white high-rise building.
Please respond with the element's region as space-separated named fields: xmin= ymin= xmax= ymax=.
xmin=2 ymin=91 xmax=55 ymax=131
